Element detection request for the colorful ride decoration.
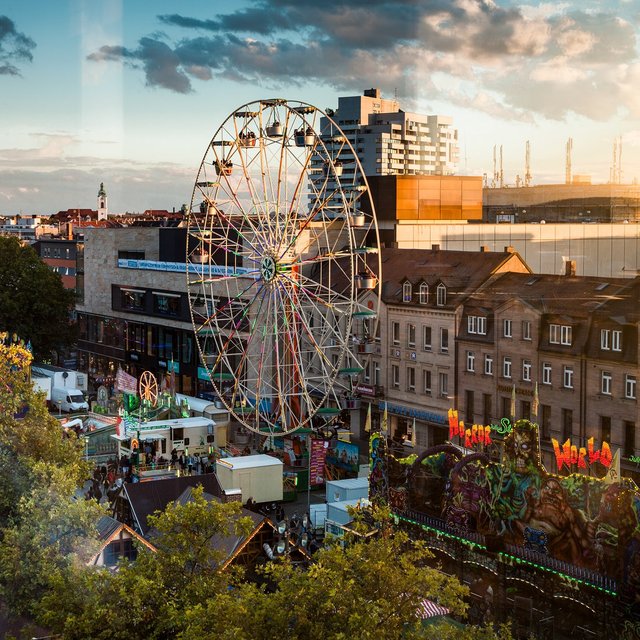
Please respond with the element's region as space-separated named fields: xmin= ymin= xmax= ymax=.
xmin=384 ymin=419 xmax=640 ymax=601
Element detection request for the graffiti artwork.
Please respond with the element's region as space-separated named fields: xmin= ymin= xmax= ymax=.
xmin=385 ymin=419 xmax=640 ymax=600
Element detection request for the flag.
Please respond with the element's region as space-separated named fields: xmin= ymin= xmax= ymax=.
xmin=510 ymin=385 xmax=516 ymax=419
xmin=604 ymin=449 xmax=620 ymax=485
xmin=411 ymin=417 xmax=417 ymax=447
xmin=532 ymin=382 xmax=539 ymax=418
xmin=364 ymin=403 xmax=371 ymax=433
xmin=381 ymin=402 xmax=388 ymax=437
xmin=116 ymin=367 xmax=138 ymax=394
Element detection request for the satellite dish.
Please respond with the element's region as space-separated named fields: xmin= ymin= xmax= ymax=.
xmin=62 ymin=371 xmax=69 ymax=379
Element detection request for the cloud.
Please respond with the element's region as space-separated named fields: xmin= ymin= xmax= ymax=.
xmin=0 ymin=15 xmax=36 ymax=76
xmin=86 ymin=0 xmax=640 ymax=122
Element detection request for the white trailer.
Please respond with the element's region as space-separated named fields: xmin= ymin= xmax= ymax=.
xmin=174 ymin=393 xmax=230 ymax=447
xmin=112 ymin=416 xmax=218 ymax=459
xmin=215 ymin=454 xmax=283 ymax=504
xmin=31 ymin=373 xmax=51 ymax=401
xmin=32 ymin=364 xmax=88 ymax=391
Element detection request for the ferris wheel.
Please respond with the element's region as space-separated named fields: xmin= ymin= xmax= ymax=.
xmin=186 ymin=99 xmax=381 ymax=435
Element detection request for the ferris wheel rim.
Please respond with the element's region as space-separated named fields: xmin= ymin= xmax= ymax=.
xmin=186 ymin=99 xmax=381 ymax=435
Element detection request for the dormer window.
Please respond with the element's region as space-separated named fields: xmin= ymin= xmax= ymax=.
xmin=419 ymin=283 xmax=428 ymax=305
xmin=436 ymin=283 xmax=446 ymax=306
xmin=402 ymin=281 xmax=412 ymax=303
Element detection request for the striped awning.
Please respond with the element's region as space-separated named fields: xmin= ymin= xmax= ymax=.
xmin=418 ymin=599 xmax=450 ymax=619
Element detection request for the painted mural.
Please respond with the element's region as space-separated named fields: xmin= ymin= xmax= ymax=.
xmin=386 ymin=419 xmax=640 ymax=603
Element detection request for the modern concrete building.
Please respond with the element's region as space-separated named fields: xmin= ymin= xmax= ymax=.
xmin=483 ymin=183 xmax=640 ymax=223
xmin=388 ymin=221 xmax=640 ymax=278
xmin=315 ymin=88 xmax=459 ymax=187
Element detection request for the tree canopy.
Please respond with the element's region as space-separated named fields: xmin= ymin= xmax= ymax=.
xmin=0 ymin=236 xmax=76 ymax=360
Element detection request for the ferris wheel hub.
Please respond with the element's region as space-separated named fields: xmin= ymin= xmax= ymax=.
xmin=260 ymin=255 xmax=277 ymax=283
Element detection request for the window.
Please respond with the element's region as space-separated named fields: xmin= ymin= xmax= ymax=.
xmin=563 ymin=366 xmax=573 ymax=389
xmin=484 ymin=354 xmax=493 ymax=376
xmin=423 ymin=370 xmax=432 ymax=395
xmin=103 ymin=537 xmax=137 ymax=566
xmin=121 ymin=288 xmax=145 ymax=311
xmin=601 ymin=329 xmax=610 ymax=350
xmin=153 ymin=292 xmax=180 ymax=316
xmin=522 ymin=359 xmax=532 ymax=382
xmin=601 ymin=415 xmax=611 ymax=444
xmin=363 ymin=361 xmax=371 ymax=383
xmin=468 ymin=315 xmax=487 ymax=335
xmin=423 ymin=326 xmax=432 ymax=351
xmin=562 ymin=408 xmax=573 ymax=441
xmin=522 ymin=320 xmax=531 ymax=341
xmin=503 ymin=357 xmax=512 ymax=379
xmin=465 ymin=390 xmax=474 ymax=424
xmin=542 ymin=362 xmax=552 ymax=385
xmin=624 ymin=421 xmax=635 ymax=458
xmin=439 ymin=372 xmax=449 ymax=397
xmin=407 ymin=366 xmax=416 ymax=391
xmin=391 ymin=364 xmax=400 ymax=389
xmin=466 ymin=351 xmax=475 ymax=372
xmin=550 ymin=324 xmax=572 ymax=345
xmin=392 ymin=322 xmax=400 ymax=346
xmin=440 ymin=328 xmax=449 ymax=353
xmin=612 ymin=330 xmax=622 ymax=352
xmin=625 ymin=375 xmax=636 ymax=400
xmin=502 ymin=396 xmax=511 ymax=419
xmin=419 ymin=283 xmax=428 ymax=304
xmin=407 ymin=324 xmax=416 ymax=348
xmin=521 ymin=400 xmax=531 ymax=420
xmin=374 ymin=361 xmax=381 ymax=386
xmin=601 ymin=371 xmax=612 ymax=395
xmin=402 ymin=281 xmax=412 ymax=302
xmin=436 ymin=283 xmax=446 ymax=306
xmin=503 ymin=319 xmax=512 ymax=338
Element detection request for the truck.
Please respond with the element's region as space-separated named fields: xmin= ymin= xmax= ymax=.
xmin=32 ymin=364 xmax=89 ymax=412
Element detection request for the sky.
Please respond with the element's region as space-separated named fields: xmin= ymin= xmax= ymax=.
xmin=1 ymin=0 xmax=640 ymax=215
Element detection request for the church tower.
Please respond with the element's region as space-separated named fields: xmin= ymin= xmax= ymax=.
xmin=97 ymin=182 xmax=108 ymax=221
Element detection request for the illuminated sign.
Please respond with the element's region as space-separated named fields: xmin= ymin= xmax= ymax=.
xmin=551 ymin=437 xmax=612 ymax=471
xmin=448 ymin=409 xmax=492 ymax=448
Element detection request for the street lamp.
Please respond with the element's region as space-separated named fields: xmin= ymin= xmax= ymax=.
xmin=84 ymin=436 xmax=90 ymax=462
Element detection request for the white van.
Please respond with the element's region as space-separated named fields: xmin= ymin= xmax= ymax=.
xmin=51 ymin=387 xmax=89 ymax=412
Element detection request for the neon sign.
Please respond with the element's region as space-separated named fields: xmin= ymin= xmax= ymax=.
xmin=551 ymin=437 xmax=612 ymax=471
xmin=448 ymin=409 xmax=492 ymax=448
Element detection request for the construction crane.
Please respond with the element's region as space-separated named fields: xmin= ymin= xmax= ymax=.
xmin=565 ymin=137 xmax=573 ymax=185
xmin=524 ymin=140 xmax=532 ymax=187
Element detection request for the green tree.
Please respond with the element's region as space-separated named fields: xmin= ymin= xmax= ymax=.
xmin=0 ymin=339 xmax=95 ymax=619
xmin=178 ymin=528 xmax=511 ymax=640
xmin=0 ymin=338 xmax=87 ymax=527
xmin=38 ymin=487 xmax=254 ymax=640
xmin=0 ymin=236 xmax=76 ymax=360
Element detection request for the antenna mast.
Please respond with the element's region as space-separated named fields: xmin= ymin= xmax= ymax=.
xmin=492 ymin=145 xmax=497 ymax=188
xmin=565 ymin=137 xmax=573 ymax=185
xmin=499 ymin=145 xmax=504 ymax=188
xmin=525 ymin=140 xmax=532 ymax=187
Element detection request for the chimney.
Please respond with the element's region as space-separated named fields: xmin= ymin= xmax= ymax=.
xmin=432 ymin=244 xmax=440 ymax=252
xmin=565 ymin=260 xmax=576 ymax=277
xmin=480 ymin=245 xmax=489 ymax=253
xmin=364 ymin=88 xmax=381 ymax=99
xmin=504 ymin=246 xmax=515 ymax=254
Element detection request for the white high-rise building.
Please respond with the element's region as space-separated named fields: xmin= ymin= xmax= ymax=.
xmin=319 ymin=88 xmax=459 ymax=181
